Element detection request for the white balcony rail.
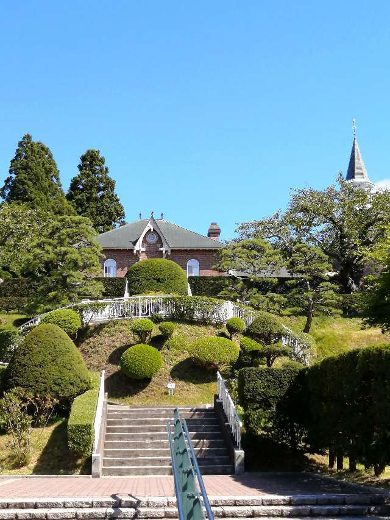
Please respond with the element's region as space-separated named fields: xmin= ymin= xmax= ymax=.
xmin=217 ymin=371 xmax=242 ymax=450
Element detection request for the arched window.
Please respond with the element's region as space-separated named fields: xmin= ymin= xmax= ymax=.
xmin=104 ymin=259 xmax=117 ymax=278
xmin=187 ymin=259 xmax=200 ymax=277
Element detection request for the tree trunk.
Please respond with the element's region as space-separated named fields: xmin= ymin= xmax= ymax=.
xmin=349 ymin=458 xmax=356 ymax=472
xmin=328 ymin=450 xmax=335 ymax=469
xmin=336 ymin=453 xmax=344 ymax=470
xmin=303 ymin=300 xmax=313 ymax=333
xmin=374 ymin=463 xmax=385 ymax=477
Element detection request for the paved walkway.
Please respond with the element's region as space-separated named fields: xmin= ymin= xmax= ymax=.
xmin=0 ymin=473 xmax=379 ymax=499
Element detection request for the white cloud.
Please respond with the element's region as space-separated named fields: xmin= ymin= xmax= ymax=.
xmin=374 ymin=179 xmax=390 ymax=192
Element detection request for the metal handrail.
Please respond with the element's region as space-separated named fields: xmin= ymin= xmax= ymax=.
xmin=217 ymin=372 xmax=242 ymax=449
xmin=167 ymin=409 xmax=214 ymax=520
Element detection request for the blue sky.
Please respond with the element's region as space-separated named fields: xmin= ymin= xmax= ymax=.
xmin=1 ymin=1 xmax=389 ymax=240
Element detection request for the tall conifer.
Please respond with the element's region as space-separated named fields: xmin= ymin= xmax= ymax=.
xmin=66 ymin=149 xmax=125 ymax=232
xmin=0 ymin=134 xmax=71 ymax=214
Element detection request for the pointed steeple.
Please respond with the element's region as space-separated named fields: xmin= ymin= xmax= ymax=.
xmin=346 ymin=119 xmax=373 ymax=187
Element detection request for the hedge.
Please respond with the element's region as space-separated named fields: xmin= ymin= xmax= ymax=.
xmin=126 ymin=259 xmax=187 ymax=295
xmin=0 ymin=279 xmax=37 ymax=297
xmin=188 ymin=276 xmax=229 ymax=297
xmin=238 ymin=366 xmax=301 ymax=436
xmin=4 ymin=324 xmax=91 ymax=401
xmin=95 ymin=277 xmax=126 ymax=298
xmin=68 ymin=390 xmax=98 ymax=456
xmin=0 ymin=297 xmax=29 ymax=312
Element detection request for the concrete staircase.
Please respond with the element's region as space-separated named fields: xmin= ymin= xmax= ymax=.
xmin=102 ymin=404 xmax=233 ymax=476
xmin=1 ymin=494 xmax=390 ymax=518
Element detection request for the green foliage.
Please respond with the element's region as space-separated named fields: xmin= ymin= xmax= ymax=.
xmin=130 ymin=318 xmax=154 ymax=343
xmin=188 ymin=276 xmax=229 ymax=297
xmin=66 ymin=149 xmax=125 ymax=232
xmin=226 ymin=317 xmax=245 ymax=338
xmin=120 ymin=344 xmax=162 ymax=379
xmin=95 ymin=277 xmax=126 ymax=298
xmin=4 ymin=324 xmax=91 ymax=401
xmin=0 ymin=327 xmax=22 ymax=362
xmin=159 ymin=321 xmax=175 ymax=338
xmin=189 ymin=336 xmax=239 ymax=369
xmin=0 ymin=365 xmax=6 ymax=389
xmin=164 ymin=334 xmax=189 ymax=352
xmin=0 ymin=134 xmax=72 ymax=215
xmin=0 ymin=278 xmax=36 ymax=297
xmin=238 ymin=366 xmax=302 ymax=436
xmin=25 ymin=215 xmax=103 ymax=311
xmin=0 ymin=297 xmax=29 ymax=312
xmin=240 ymin=336 xmax=263 ymax=353
xmin=341 ymin=293 xmax=362 ymax=317
xmin=165 ymin=296 xmax=227 ymax=325
xmin=68 ymin=387 xmax=99 ymax=456
xmin=126 ymin=259 xmax=188 ymax=296
xmin=261 ymin=343 xmax=292 ymax=367
xmin=41 ymin=309 xmax=82 ymax=337
xmin=247 ymin=312 xmax=284 ymax=344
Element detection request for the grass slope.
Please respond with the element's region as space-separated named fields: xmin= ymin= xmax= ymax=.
xmin=0 ymin=313 xmax=27 ymax=329
xmin=284 ymin=315 xmax=390 ymax=360
xmin=78 ymin=320 xmax=224 ymax=406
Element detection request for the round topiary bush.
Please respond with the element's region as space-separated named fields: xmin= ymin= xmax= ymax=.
xmin=247 ymin=312 xmax=283 ymax=345
xmin=4 ymin=324 xmax=91 ymax=400
xmin=130 ymin=318 xmax=154 ymax=343
xmin=159 ymin=321 xmax=175 ymax=339
xmin=189 ymin=337 xmax=239 ymax=369
xmin=226 ymin=317 xmax=245 ymax=339
xmin=240 ymin=336 xmax=263 ymax=353
xmin=126 ymin=259 xmax=187 ymax=295
xmin=41 ymin=309 xmax=82 ymax=337
xmin=120 ymin=344 xmax=163 ymax=379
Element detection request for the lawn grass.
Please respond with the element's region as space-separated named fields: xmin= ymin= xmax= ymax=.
xmin=283 ymin=315 xmax=390 ymax=360
xmin=77 ymin=319 xmax=225 ymax=406
xmin=0 ymin=313 xmax=28 ymax=329
xmin=0 ymin=418 xmax=90 ymax=475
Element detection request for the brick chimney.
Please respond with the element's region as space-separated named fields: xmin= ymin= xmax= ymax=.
xmin=207 ymin=222 xmax=221 ymax=241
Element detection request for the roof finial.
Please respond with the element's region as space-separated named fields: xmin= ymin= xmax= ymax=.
xmin=161 ymin=212 xmax=164 ymax=219
xmin=139 ymin=212 xmax=142 ymax=220
xmin=352 ymin=118 xmax=357 ymax=139
xmin=151 ymin=211 xmax=154 ymax=218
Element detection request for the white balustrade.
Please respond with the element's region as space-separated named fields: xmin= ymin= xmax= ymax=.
xmin=93 ymin=370 xmax=105 ymax=452
xmin=217 ymin=371 xmax=242 ymax=449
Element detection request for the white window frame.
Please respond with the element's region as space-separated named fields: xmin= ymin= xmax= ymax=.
xmin=104 ymin=259 xmax=117 ymax=278
xmin=187 ymin=259 xmax=200 ymax=277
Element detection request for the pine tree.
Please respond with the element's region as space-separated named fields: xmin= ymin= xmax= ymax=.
xmin=0 ymin=134 xmax=72 ymax=214
xmin=66 ymin=149 xmax=125 ymax=232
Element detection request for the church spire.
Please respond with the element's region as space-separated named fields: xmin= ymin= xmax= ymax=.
xmin=346 ymin=119 xmax=373 ymax=186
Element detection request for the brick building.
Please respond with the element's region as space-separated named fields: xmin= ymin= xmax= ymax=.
xmin=96 ymin=213 xmax=224 ymax=278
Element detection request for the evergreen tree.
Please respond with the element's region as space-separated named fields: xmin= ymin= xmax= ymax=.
xmin=66 ymin=149 xmax=125 ymax=232
xmin=0 ymin=134 xmax=72 ymax=215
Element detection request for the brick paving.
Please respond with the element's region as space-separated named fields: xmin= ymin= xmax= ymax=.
xmin=0 ymin=473 xmax=376 ymax=499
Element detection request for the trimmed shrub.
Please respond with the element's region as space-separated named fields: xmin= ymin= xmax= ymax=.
xmin=247 ymin=312 xmax=284 ymax=344
xmin=0 ymin=328 xmax=22 ymax=362
xmin=120 ymin=344 xmax=163 ymax=379
xmin=4 ymin=324 xmax=91 ymax=401
xmin=95 ymin=277 xmax=126 ymax=298
xmin=189 ymin=337 xmax=239 ymax=369
xmin=130 ymin=318 xmax=154 ymax=343
xmin=68 ymin=387 xmax=99 ymax=456
xmin=127 ymin=258 xmax=187 ymax=296
xmin=0 ymin=365 xmax=6 ymax=389
xmin=41 ymin=309 xmax=82 ymax=337
xmin=0 ymin=297 xmax=29 ymax=312
xmin=164 ymin=296 xmax=227 ymax=325
xmin=0 ymin=278 xmax=37 ymax=297
xmin=226 ymin=317 xmax=245 ymax=339
xmin=188 ymin=276 xmax=229 ymax=297
xmin=238 ymin=366 xmax=302 ymax=436
xmin=159 ymin=321 xmax=175 ymax=339
xmin=240 ymin=336 xmax=263 ymax=353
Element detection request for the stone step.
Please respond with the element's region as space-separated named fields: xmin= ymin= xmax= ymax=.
xmin=106 ymin=424 xmax=220 ymax=433
xmin=101 ymin=464 xmax=233 ymax=476
xmin=104 ymin=438 xmax=226 ymax=449
xmin=106 ymin=417 xmax=219 ymax=425
xmin=107 ymin=405 xmax=211 ymax=412
xmin=103 ymin=455 xmax=231 ymax=467
xmin=107 ymin=410 xmax=216 ymax=418
xmin=103 ymin=447 xmax=229 ymax=457
xmin=104 ymin=431 xmax=224 ymax=441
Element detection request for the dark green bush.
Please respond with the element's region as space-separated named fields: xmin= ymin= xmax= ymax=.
xmin=188 ymin=276 xmax=229 ymax=297
xmin=126 ymin=259 xmax=187 ymax=296
xmin=4 ymin=324 xmax=91 ymax=401
xmin=159 ymin=321 xmax=175 ymax=338
xmin=247 ymin=312 xmax=284 ymax=344
xmin=0 ymin=297 xmax=29 ymax=312
xmin=120 ymin=344 xmax=163 ymax=379
xmin=95 ymin=277 xmax=126 ymax=298
xmin=226 ymin=317 xmax=245 ymax=338
xmin=0 ymin=328 xmax=22 ymax=362
xmin=0 ymin=278 xmax=37 ymax=297
xmin=68 ymin=387 xmax=99 ymax=456
xmin=189 ymin=337 xmax=239 ymax=369
xmin=130 ymin=318 xmax=154 ymax=343
xmin=238 ymin=366 xmax=302 ymax=436
xmin=41 ymin=309 xmax=82 ymax=337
